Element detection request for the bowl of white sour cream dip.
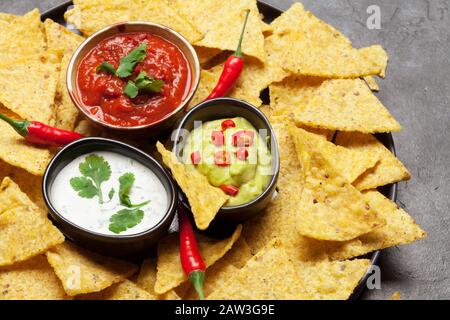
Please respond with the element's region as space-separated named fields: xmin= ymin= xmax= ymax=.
xmin=43 ymin=137 xmax=177 ymax=258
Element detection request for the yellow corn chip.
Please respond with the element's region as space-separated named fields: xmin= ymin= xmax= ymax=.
xmin=46 ymin=241 xmax=138 ymax=296
xmin=0 ymin=178 xmax=64 ymax=267
xmin=0 ymin=255 xmax=67 ymax=300
xmin=270 ymin=76 xmax=401 ymax=133
xmin=336 ymin=132 xmax=411 ymax=190
xmin=390 ymin=291 xmax=401 ymax=300
xmin=44 ymin=18 xmax=85 ymax=53
xmin=195 ymin=45 xmax=222 ymax=66
xmin=363 ymin=76 xmax=380 ymax=91
xmin=156 ymin=142 xmax=228 ymax=230
xmin=0 ymin=159 xmax=46 ymax=213
xmin=0 ymin=113 xmax=52 ymax=176
xmin=268 ymin=3 xmax=387 ymax=78
xmin=78 ymin=279 xmax=154 ymax=300
xmin=312 ymin=190 xmax=426 ymax=260
xmin=155 ymin=225 xmax=242 ymax=294
xmin=173 ymin=0 xmax=266 ymax=63
xmin=289 ymin=125 xmax=385 ymax=241
xmin=0 ymin=9 xmax=46 ymax=63
xmin=65 ymin=0 xmax=202 ymax=43
xmin=0 ymin=51 xmax=60 ymax=125
xmin=290 ymin=126 xmax=378 ymax=183
xmin=136 ymin=259 xmax=180 ymax=300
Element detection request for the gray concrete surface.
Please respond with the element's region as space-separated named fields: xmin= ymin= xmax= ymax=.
xmin=0 ymin=0 xmax=448 ymax=300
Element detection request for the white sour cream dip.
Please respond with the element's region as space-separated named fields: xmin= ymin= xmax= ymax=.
xmin=50 ymin=151 xmax=169 ymax=236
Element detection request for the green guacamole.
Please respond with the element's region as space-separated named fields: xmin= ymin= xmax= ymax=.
xmin=183 ymin=117 xmax=272 ymax=206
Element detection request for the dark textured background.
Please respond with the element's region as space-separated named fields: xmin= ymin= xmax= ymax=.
xmin=1 ymin=0 xmax=448 ymax=300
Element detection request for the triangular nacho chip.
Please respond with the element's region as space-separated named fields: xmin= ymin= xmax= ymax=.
xmin=0 ymin=255 xmax=67 ymax=300
xmin=268 ymin=3 xmax=387 ymax=78
xmin=290 ymin=126 xmax=379 ymax=183
xmin=173 ymin=0 xmax=266 ymax=63
xmin=136 ymin=259 xmax=180 ymax=300
xmin=270 ymin=76 xmax=401 ymax=133
xmin=44 ymin=18 xmax=85 ymax=54
xmin=46 ymin=241 xmax=138 ymax=296
xmin=336 ymin=132 xmax=411 ymax=190
xmin=0 ymin=51 xmax=60 ymax=125
xmin=0 ymin=9 xmax=46 ymax=63
xmin=78 ymin=279 xmax=154 ymax=300
xmin=289 ymin=126 xmax=385 ymax=241
xmin=363 ymin=76 xmax=380 ymax=91
xmin=65 ymin=0 xmax=202 ymax=43
xmin=0 ymin=178 xmax=64 ymax=267
xmin=155 ymin=225 xmax=242 ymax=294
xmin=156 ymin=142 xmax=228 ymax=230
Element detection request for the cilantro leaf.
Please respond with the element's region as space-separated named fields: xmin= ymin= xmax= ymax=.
xmin=108 ymin=188 xmax=115 ymax=201
xmin=116 ymin=43 xmax=147 ymax=78
xmin=96 ymin=62 xmax=116 ymax=75
xmin=135 ymin=71 xmax=164 ymax=93
xmin=75 ymin=154 xmax=112 ymax=203
xmin=70 ymin=176 xmax=98 ymax=199
xmin=108 ymin=208 xmax=144 ymax=234
xmin=123 ymin=81 xmax=139 ymax=99
xmin=118 ymin=172 xmax=150 ymax=208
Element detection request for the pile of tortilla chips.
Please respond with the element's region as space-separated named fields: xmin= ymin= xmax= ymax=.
xmin=0 ymin=1 xmax=425 ymax=300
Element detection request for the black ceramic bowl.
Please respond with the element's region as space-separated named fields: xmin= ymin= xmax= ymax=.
xmin=172 ymin=98 xmax=280 ymax=227
xmin=42 ymin=137 xmax=177 ymax=258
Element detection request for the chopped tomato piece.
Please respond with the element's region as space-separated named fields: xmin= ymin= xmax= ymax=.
xmin=236 ymin=147 xmax=249 ymax=160
xmin=221 ymin=119 xmax=236 ymax=131
xmin=232 ymin=130 xmax=255 ymax=147
xmin=190 ymin=151 xmax=201 ymax=165
xmin=220 ymin=184 xmax=239 ymax=196
xmin=211 ymin=130 xmax=225 ymax=146
xmin=214 ymin=150 xmax=230 ymax=167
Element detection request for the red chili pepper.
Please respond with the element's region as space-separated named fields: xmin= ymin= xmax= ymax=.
xmin=220 ymin=184 xmax=239 ymax=196
xmin=214 ymin=150 xmax=230 ymax=167
xmin=190 ymin=151 xmax=201 ymax=165
xmin=178 ymin=204 xmax=206 ymax=300
xmin=236 ymin=147 xmax=249 ymax=160
xmin=205 ymin=10 xmax=251 ymax=100
xmin=221 ymin=119 xmax=236 ymax=131
xmin=211 ymin=130 xmax=225 ymax=146
xmin=232 ymin=130 xmax=255 ymax=147
xmin=0 ymin=113 xmax=84 ymax=147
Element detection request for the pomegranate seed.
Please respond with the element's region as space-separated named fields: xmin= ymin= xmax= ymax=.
xmin=221 ymin=119 xmax=236 ymax=131
xmin=220 ymin=184 xmax=239 ymax=196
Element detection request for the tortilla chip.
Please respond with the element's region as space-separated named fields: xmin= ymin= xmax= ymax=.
xmin=270 ymin=76 xmax=401 ymax=133
xmin=46 ymin=241 xmax=138 ymax=296
xmin=268 ymin=3 xmax=387 ymax=78
xmin=312 ymin=190 xmax=426 ymax=260
xmin=136 ymin=259 xmax=180 ymax=300
xmin=65 ymin=0 xmax=202 ymax=43
xmin=55 ymin=53 xmax=80 ymax=130
xmin=289 ymin=126 xmax=378 ymax=183
xmin=78 ymin=279 xmax=154 ymax=300
xmin=207 ymin=240 xmax=306 ymax=299
xmin=295 ymin=259 xmax=371 ymax=300
xmin=390 ymin=291 xmax=401 ymax=300
xmin=0 ymin=111 xmax=52 ymax=176
xmin=155 ymin=225 xmax=242 ymax=294
xmin=0 ymin=178 xmax=64 ymax=267
xmin=173 ymin=0 xmax=265 ymax=63
xmin=0 ymin=51 xmax=60 ymax=125
xmin=195 ymin=46 xmax=222 ymax=66
xmin=156 ymin=142 xmax=228 ymax=230
xmin=0 ymin=159 xmax=46 ymax=213
xmin=336 ymin=132 xmax=411 ymax=190
xmin=289 ymin=125 xmax=385 ymax=241
xmin=0 ymin=9 xmax=46 ymax=63
xmin=363 ymin=76 xmax=380 ymax=91
xmin=44 ymin=18 xmax=85 ymax=54
xmin=0 ymin=255 xmax=67 ymax=300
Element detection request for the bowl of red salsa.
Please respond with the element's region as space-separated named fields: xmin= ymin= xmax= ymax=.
xmin=67 ymin=22 xmax=200 ymax=136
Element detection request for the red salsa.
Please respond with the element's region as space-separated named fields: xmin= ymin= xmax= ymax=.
xmin=77 ymin=32 xmax=191 ymax=127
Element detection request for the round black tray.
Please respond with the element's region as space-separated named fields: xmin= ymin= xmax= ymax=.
xmin=41 ymin=0 xmax=396 ymax=300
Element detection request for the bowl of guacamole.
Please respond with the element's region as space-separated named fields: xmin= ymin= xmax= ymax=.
xmin=172 ymin=98 xmax=280 ymax=225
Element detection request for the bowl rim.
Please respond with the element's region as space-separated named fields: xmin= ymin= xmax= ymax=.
xmin=66 ymin=21 xmax=201 ymax=131
xmin=172 ymin=97 xmax=280 ymax=212
xmin=42 ymin=137 xmax=177 ymax=240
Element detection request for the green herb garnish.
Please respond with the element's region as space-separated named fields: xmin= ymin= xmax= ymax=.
xmin=123 ymin=81 xmax=139 ymax=99
xmin=123 ymin=72 xmax=165 ymax=99
xmin=108 ymin=208 xmax=144 ymax=234
xmin=118 ymin=172 xmax=150 ymax=208
xmin=70 ymin=154 xmax=112 ymax=204
xmin=116 ymin=43 xmax=148 ymax=78
xmin=96 ymin=62 xmax=116 ymax=75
